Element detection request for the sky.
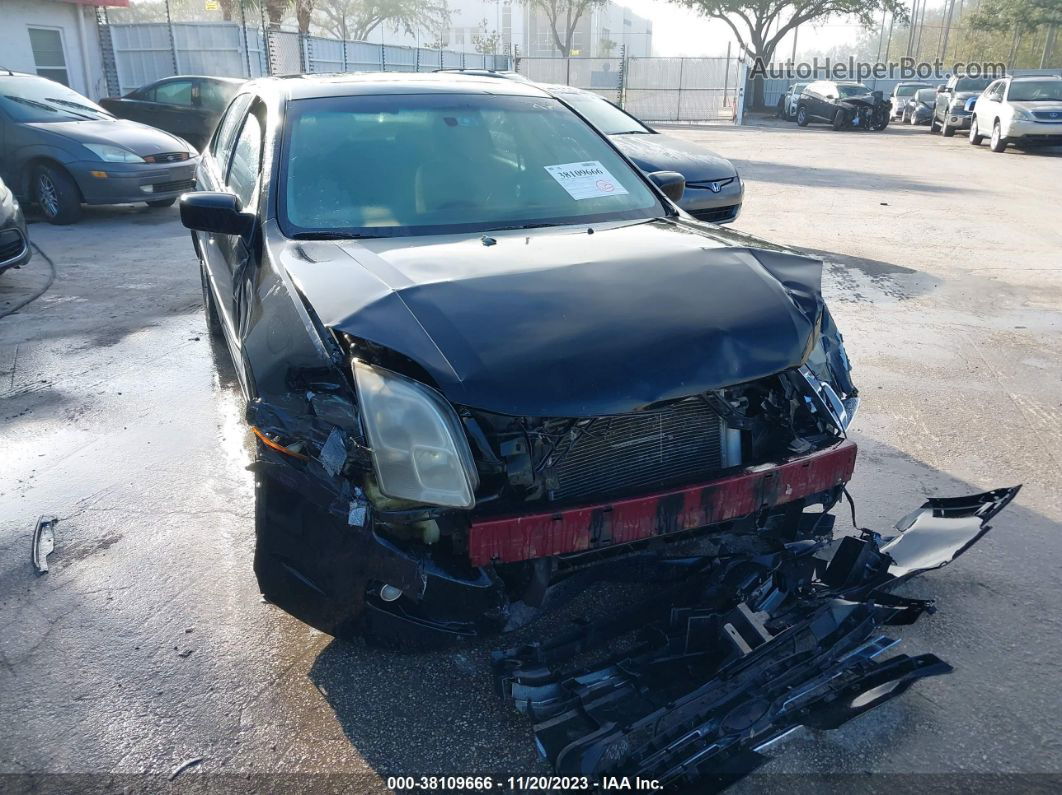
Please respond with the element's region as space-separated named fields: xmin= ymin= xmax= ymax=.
xmin=614 ymin=0 xmax=894 ymax=58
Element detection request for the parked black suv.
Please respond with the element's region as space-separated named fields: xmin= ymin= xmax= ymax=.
xmin=796 ymin=81 xmax=889 ymax=130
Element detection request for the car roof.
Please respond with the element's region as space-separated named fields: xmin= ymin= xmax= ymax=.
xmin=243 ymin=71 xmax=552 ymax=101
xmin=1009 ymin=74 xmax=1062 ymax=80
xmin=151 ymin=75 xmax=245 ymax=83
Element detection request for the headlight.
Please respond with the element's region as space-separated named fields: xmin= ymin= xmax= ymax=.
xmin=950 ymin=99 xmax=967 ymax=109
xmin=800 ymin=316 xmax=859 ymax=432
xmin=84 ymin=144 xmax=145 ymax=163
xmin=353 ymin=360 xmax=478 ymax=508
xmin=1011 ymin=107 xmax=1033 ymax=121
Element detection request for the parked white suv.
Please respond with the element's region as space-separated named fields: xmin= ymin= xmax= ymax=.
xmin=969 ymin=75 xmax=1062 ymax=152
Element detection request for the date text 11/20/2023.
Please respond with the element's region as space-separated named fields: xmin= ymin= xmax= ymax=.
xmin=386 ymin=776 xmax=663 ymax=791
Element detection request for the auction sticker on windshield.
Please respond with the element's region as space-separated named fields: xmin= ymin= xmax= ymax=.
xmin=545 ymin=161 xmax=630 ymax=200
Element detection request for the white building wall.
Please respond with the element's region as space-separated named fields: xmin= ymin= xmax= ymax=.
xmin=0 ymin=0 xmax=106 ymax=99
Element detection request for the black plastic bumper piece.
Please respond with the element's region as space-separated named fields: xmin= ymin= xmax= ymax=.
xmin=492 ymin=487 xmax=1020 ymax=790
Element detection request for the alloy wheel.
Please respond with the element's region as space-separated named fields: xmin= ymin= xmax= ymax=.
xmin=37 ymin=174 xmax=59 ymax=218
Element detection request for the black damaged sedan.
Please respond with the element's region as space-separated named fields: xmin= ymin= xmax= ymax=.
xmin=182 ymin=73 xmax=860 ymax=645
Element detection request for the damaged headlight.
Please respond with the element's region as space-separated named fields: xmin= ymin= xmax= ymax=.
xmin=800 ymin=312 xmax=859 ymax=432
xmin=353 ymin=360 xmax=478 ymax=509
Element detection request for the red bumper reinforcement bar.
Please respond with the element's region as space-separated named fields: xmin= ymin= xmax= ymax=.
xmin=468 ymin=440 xmax=858 ymax=566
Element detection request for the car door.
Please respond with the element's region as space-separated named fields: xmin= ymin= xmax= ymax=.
xmin=813 ymin=83 xmax=834 ymax=120
xmin=150 ymin=79 xmax=201 ymax=145
xmin=197 ymin=93 xmax=253 ymax=352
xmin=802 ymin=84 xmax=821 ymax=119
xmin=218 ymin=103 xmax=265 ymax=355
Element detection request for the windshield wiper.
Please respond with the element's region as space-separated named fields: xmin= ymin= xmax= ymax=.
xmin=291 ymin=231 xmax=381 ymax=240
xmin=612 ymin=129 xmax=651 ymax=134
xmin=484 ymin=222 xmax=566 ymax=231
xmin=46 ymin=97 xmax=111 ymax=117
xmin=4 ymin=95 xmax=96 ymax=120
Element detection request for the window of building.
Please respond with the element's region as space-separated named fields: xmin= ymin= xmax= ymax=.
xmin=28 ymin=27 xmax=69 ymax=86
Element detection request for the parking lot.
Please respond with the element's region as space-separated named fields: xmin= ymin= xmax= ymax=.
xmin=2 ymin=118 xmax=1061 ymax=791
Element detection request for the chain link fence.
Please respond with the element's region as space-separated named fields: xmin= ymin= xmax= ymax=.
xmin=515 ymin=55 xmax=746 ymax=124
xmin=98 ymin=16 xmax=510 ymax=97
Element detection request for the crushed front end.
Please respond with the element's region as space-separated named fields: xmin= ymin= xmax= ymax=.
xmin=249 ymin=300 xmax=862 ymax=646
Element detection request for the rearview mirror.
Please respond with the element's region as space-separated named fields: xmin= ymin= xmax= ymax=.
xmin=648 ymin=171 xmax=685 ymax=203
xmin=180 ymin=191 xmax=253 ymax=236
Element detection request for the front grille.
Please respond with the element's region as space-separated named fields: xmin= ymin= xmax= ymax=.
xmin=690 ymin=205 xmax=740 ymax=223
xmin=0 ymin=228 xmax=27 ymax=265
xmin=143 ymin=152 xmax=189 ymax=163
xmin=149 ymin=178 xmax=196 ymax=193
xmin=1032 ymin=111 xmax=1062 ymax=122
xmin=686 ymin=177 xmax=736 ymax=191
xmin=547 ymin=397 xmax=727 ymax=503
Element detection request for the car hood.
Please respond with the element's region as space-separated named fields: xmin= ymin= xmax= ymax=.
xmin=609 ymin=134 xmax=737 ymax=183
xmin=27 ymin=118 xmax=190 ymax=155
xmin=1010 ymin=100 xmax=1062 ymax=113
xmin=280 ymin=220 xmax=824 ymax=417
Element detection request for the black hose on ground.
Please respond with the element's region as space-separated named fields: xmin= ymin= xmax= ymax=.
xmin=0 ymin=242 xmax=56 ymax=320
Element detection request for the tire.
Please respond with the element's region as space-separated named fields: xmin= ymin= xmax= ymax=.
xmin=969 ymin=116 xmax=984 ymax=145
xmin=930 ymin=114 xmax=940 ymax=133
xmin=796 ymin=105 xmax=809 ymax=126
xmin=942 ymin=118 xmax=955 ymax=137
xmin=990 ymin=121 xmax=1007 ymax=152
xmin=831 ymin=109 xmax=847 ymax=131
xmin=33 ymin=164 xmax=82 ymax=225
xmin=200 ymin=260 xmax=223 ymax=338
xmin=146 ymin=198 xmax=177 ymax=208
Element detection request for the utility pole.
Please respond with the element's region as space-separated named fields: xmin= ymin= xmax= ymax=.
xmin=915 ymin=0 xmax=928 ymax=57
xmin=876 ymin=7 xmax=888 ymax=61
xmin=907 ymin=0 xmax=919 ymax=57
xmin=940 ymin=0 xmax=956 ymax=61
xmin=884 ymin=13 xmax=895 ymax=62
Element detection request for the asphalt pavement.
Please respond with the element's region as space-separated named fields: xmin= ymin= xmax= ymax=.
xmin=1 ymin=119 xmax=1060 ymax=793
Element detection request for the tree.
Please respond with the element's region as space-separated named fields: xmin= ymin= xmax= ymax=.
xmin=472 ymin=18 xmax=503 ymax=53
xmin=315 ymin=0 xmax=450 ymax=41
xmin=672 ymin=0 xmax=909 ymax=109
xmin=968 ymin=0 xmax=1061 ymax=63
xmin=508 ymin=0 xmax=607 ymax=56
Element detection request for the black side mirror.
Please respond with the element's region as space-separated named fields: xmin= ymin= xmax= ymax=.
xmin=180 ymin=192 xmax=253 ymax=236
xmin=937 ymin=86 xmax=948 ymax=93
xmin=648 ymin=171 xmax=685 ymax=203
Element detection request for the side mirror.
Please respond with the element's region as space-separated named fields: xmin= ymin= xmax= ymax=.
xmin=180 ymin=191 xmax=253 ymax=236
xmin=937 ymin=85 xmax=948 ymax=93
xmin=825 ymin=94 xmax=836 ymax=99
xmin=648 ymin=170 xmax=685 ymax=203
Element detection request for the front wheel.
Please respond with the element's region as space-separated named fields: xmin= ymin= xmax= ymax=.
xmin=969 ymin=117 xmax=984 ymax=145
xmin=34 ymin=164 xmax=82 ymax=225
xmin=930 ymin=115 xmax=940 ymax=133
xmin=796 ymin=106 xmax=809 ymax=126
xmin=146 ymin=198 xmax=177 ymax=208
xmin=942 ymin=117 xmax=956 ymax=137
xmin=990 ymin=121 xmax=1007 ymax=152
xmin=831 ymin=109 xmax=847 ymax=131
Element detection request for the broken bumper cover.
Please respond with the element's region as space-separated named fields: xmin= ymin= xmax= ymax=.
xmin=493 ymin=486 xmax=1019 ymax=788
xmin=469 ymin=440 xmax=858 ymax=565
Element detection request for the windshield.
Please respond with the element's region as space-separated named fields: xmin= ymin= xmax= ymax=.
xmin=1009 ymin=80 xmax=1062 ymax=101
xmin=557 ymin=92 xmax=651 ymax=135
xmin=836 ymin=84 xmax=870 ymax=97
xmin=0 ymin=76 xmax=113 ymax=122
xmin=916 ymin=89 xmax=937 ymax=102
xmin=955 ymin=77 xmax=991 ymax=92
xmin=896 ymin=84 xmax=929 ymax=97
xmin=281 ymin=93 xmax=664 ymax=238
